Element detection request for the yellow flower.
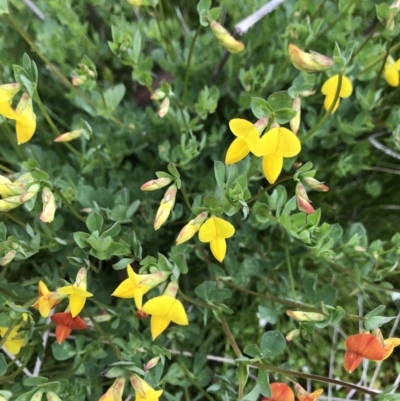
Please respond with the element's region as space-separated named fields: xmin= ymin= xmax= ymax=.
xmin=57 ymin=268 xmax=93 ymax=317
xmin=258 ymin=127 xmax=301 ymax=184
xmin=0 ymin=174 xmax=25 ymax=197
xmin=142 ymin=282 xmax=188 ymax=340
xmin=384 ymin=56 xmax=400 ymax=87
xmin=288 ymin=44 xmax=332 ymax=73
xmin=225 ymin=119 xmax=262 ymax=164
xmin=130 ymin=375 xmax=163 ymax=401
xmin=321 ymin=74 xmax=353 ymax=113
xmin=15 ymin=93 xmax=37 ymax=145
xmin=381 ymin=337 xmax=400 ymax=360
xmin=176 ymin=211 xmax=208 ymax=245
xmin=210 ymin=21 xmax=245 ymax=54
xmin=0 ymin=325 xmax=26 ymax=355
xmin=99 ymin=376 xmax=126 ymax=401
xmin=0 ymin=83 xmax=22 ymax=120
xmin=111 ymin=264 xmax=170 ymax=309
xmin=198 ymin=216 xmax=235 ymax=262
xmin=154 ymin=184 xmax=177 ymax=230
xmin=40 ymin=187 xmax=57 ymax=223
xmin=32 ymin=280 xmax=65 ymax=318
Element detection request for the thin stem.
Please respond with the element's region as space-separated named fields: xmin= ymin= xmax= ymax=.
xmin=246 ymin=176 xmax=294 ymax=203
xmin=183 ymin=26 xmax=201 ymax=102
xmin=351 ymin=23 xmax=380 ymax=60
xmin=310 ymin=0 xmax=328 ymax=21
xmin=180 ymin=184 xmax=192 ymax=211
xmin=0 ymin=348 xmax=34 ymax=385
xmin=0 ymin=164 xmax=13 ymax=173
xmin=90 ymin=132 xmax=106 ymax=186
xmin=170 ymin=96 xmax=190 ymax=134
xmin=178 ymin=290 xmax=215 ymax=309
xmin=219 ymin=312 xmax=242 ymax=358
xmin=52 ymin=187 xmax=86 ymax=223
xmin=179 ymin=363 xmax=216 ymax=401
xmin=248 ymin=362 xmax=379 ymax=397
xmin=86 ymin=311 xmax=124 ymax=361
xmin=374 ymin=42 xmax=391 ymax=89
xmin=303 ymin=73 xmax=343 ymax=142
xmin=158 ymin=0 xmax=176 ymax=60
xmin=284 ymin=244 xmax=297 ymax=303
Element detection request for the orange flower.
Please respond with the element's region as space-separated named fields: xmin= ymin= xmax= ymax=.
xmin=294 ymin=383 xmax=323 ymax=401
xmin=344 ymin=333 xmax=384 ymax=373
xmin=262 ymin=383 xmax=294 ymax=401
xmin=50 ymin=311 xmax=86 ymax=343
xmin=32 ymin=281 xmax=65 ymax=318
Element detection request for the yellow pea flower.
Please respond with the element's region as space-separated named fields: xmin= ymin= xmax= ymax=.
xmin=210 ymin=21 xmax=245 ymax=54
xmin=32 ymin=280 xmax=65 ymax=318
xmin=40 ymin=187 xmax=57 ymax=223
xmin=381 ymin=337 xmax=400 ymax=360
xmin=384 ymin=56 xmax=400 ymax=87
xmin=99 ymin=376 xmax=126 ymax=401
xmin=176 ymin=211 xmax=208 ymax=245
xmin=258 ymin=127 xmax=301 ymax=184
xmin=57 ymin=268 xmax=93 ymax=317
xmin=321 ymin=74 xmax=353 ymax=113
xmin=130 ymin=375 xmax=163 ymax=401
xmin=15 ymin=93 xmax=37 ymax=145
xmin=225 ymin=119 xmax=262 ymax=164
xmin=294 ymin=383 xmax=324 ymax=401
xmin=154 ymin=184 xmax=177 ymax=230
xmin=111 ymin=264 xmax=170 ymax=309
xmin=142 ymin=282 xmax=188 ymax=340
xmin=0 ymin=325 xmax=26 ymax=355
xmin=0 ymin=83 xmax=22 ymax=120
xmin=198 ymin=216 xmax=235 ymax=262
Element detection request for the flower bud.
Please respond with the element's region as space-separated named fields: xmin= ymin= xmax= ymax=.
xmin=0 ymin=175 xmax=25 ymax=197
xmin=154 ymin=184 xmax=177 ymax=230
xmin=75 ymin=267 xmax=88 ymax=290
xmin=20 ymin=183 xmax=40 ymax=203
xmin=176 ymin=212 xmax=208 ymax=245
xmin=1 ymin=250 xmax=16 ymax=266
xmin=46 ymin=392 xmax=62 ymax=401
xmin=299 ymin=90 xmax=316 ymax=97
xmin=127 ymin=0 xmax=144 ymax=7
xmin=163 ymin=281 xmax=178 ymax=298
xmin=286 ymin=329 xmax=300 ymax=341
xmin=290 ymin=97 xmax=301 ymax=135
xmin=144 ymin=356 xmax=160 ymax=371
xmin=210 ymin=21 xmax=245 ymax=54
xmin=139 ymin=271 xmax=171 ymax=287
xmin=254 ymin=118 xmax=269 ymax=135
xmin=286 ymin=310 xmax=326 ymax=322
xmin=158 ymin=98 xmax=170 ymax=118
xmin=0 ymin=82 xmax=22 ymax=103
xmin=302 ymin=177 xmax=329 ymax=192
xmin=140 ymin=177 xmax=173 ymax=191
xmin=40 ymin=187 xmax=57 ymax=223
xmin=30 ymin=390 xmax=43 ymax=401
xmin=54 ymin=129 xmax=84 ymax=142
xmin=151 ymin=90 xmax=166 ymax=100
xmin=288 ymin=44 xmax=333 ymax=73
xmin=72 ymin=75 xmax=86 ymax=86
xmin=99 ymin=376 xmax=126 ymax=401
xmin=295 ymin=183 xmax=315 ymax=214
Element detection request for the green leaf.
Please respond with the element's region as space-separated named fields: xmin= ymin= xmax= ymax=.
xmin=365 ymin=305 xmax=386 ymax=318
xmin=242 ymin=385 xmax=261 ymax=401
xmin=113 ymin=258 xmax=134 ymax=270
xmin=197 ymin=0 xmax=211 ymax=26
xmin=0 ymin=222 xmax=6 ymax=241
xmin=104 ymin=84 xmax=126 ymax=114
xmin=86 ymin=212 xmax=103 ymax=233
xmin=267 ymin=91 xmax=292 ymax=111
xmin=171 ymin=252 xmax=188 ymax=274
xmin=250 ymin=97 xmax=272 ymax=119
xmin=23 ymin=376 xmax=49 ymax=386
xmin=364 ymin=316 xmax=396 ymax=331
xmin=0 ymin=354 xmax=6 ymax=376
xmin=101 ymin=222 xmax=121 ymax=238
xmin=243 ymin=344 xmax=262 ymax=358
xmin=0 ymin=0 xmax=8 ymax=15
xmin=209 ymin=7 xmax=221 ymax=20
xmin=274 ymin=108 xmax=296 ymax=124
xmin=260 ymin=330 xmax=286 ymax=358
xmin=51 ymin=342 xmax=76 ymax=361
xmin=214 ymin=161 xmax=225 ymax=189
xmin=376 ymin=3 xmax=391 ymax=24
xmin=73 ymin=232 xmax=90 ymax=248
xmin=167 ymin=163 xmax=180 ymax=178
xmin=132 ymin=30 xmax=142 ymax=64
xmin=257 ymin=369 xmax=271 ymax=397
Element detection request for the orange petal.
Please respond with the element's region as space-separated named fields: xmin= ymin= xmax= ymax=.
xmin=55 ymin=324 xmax=72 ymax=344
xmin=382 ymin=338 xmax=400 ymax=360
xmin=343 ymin=350 xmax=363 ymax=373
xmin=345 ymin=333 xmax=384 ymax=360
xmin=51 ymin=312 xmax=87 ymax=330
xmin=265 ymin=383 xmax=294 ymax=401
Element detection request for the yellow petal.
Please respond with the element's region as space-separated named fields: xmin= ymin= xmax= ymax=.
xmin=259 ymin=127 xmax=301 ymax=157
xmin=262 ymin=154 xmax=283 ymax=184
xmin=214 ymin=217 xmax=235 ymax=238
xmin=169 ymin=300 xmax=189 ymax=325
xmin=382 ymin=338 xmax=400 ymax=360
xmin=112 ymin=278 xmax=139 ymax=298
xmin=229 ymin=118 xmax=254 ymax=138
xmin=150 ymin=316 xmax=171 ymax=340
xmin=323 ymin=95 xmax=340 ymax=113
xmin=0 ymin=101 xmax=19 ymax=120
xmin=142 ymin=296 xmax=176 ymax=316
xmin=134 ymin=290 xmax=146 ymax=310
xmin=246 ymin=128 xmax=263 ymax=157
xmin=321 ymin=75 xmax=353 ymax=98
xmin=394 ymin=59 xmax=400 ymax=69
xmin=4 ymin=337 xmax=25 ymax=355
xmin=198 ymin=218 xmax=217 ymax=242
xmin=57 ymin=286 xmax=74 ymax=295
xmin=210 ymin=238 xmax=227 ymax=262
xmin=127 ymin=265 xmax=139 ymax=284
xmin=225 ymin=138 xmax=250 ymax=164
xmin=38 ymin=280 xmax=50 ymax=296
xmin=69 ymin=292 xmax=86 ymax=317
xmin=38 ymin=298 xmax=51 ymax=318
xmin=384 ymin=65 xmax=399 ymax=87
xmin=16 ymin=120 xmax=36 ymax=145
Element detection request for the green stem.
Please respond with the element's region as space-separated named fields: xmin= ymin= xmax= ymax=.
xmin=284 ymin=244 xmax=297 ymax=303
xmin=170 ymin=96 xmax=190 ymax=135
xmin=180 ymin=184 xmax=192 ymax=211
xmin=178 ymin=290 xmax=215 ymax=309
xmin=52 ymin=187 xmax=86 ymax=223
xmin=0 ymin=164 xmax=13 ymax=173
xmin=90 ymin=132 xmax=106 ymax=186
xmin=183 ymin=25 xmax=201 ymax=102
xmin=351 ymin=23 xmax=380 ymax=60
xmin=179 ymin=363 xmax=216 ymax=401
xmin=86 ymin=311 xmax=124 ymax=361
xmin=248 ymin=362 xmax=379 ymax=396
xmin=302 ymin=72 xmax=343 ymax=142
xmin=374 ymin=42 xmax=391 ymax=89
xmin=246 ymin=176 xmax=293 ymax=204
xmin=0 ymin=348 xmax=34 ymax=385
xmin=219 ymin=311 xmax=243 ymax=358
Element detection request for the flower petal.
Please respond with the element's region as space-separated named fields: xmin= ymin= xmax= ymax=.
xmin=384 ymin=65 xmax=399 ymax=87
xmin=38 ymin=280 xmax=50 ymax=296
xmin=69 ymin=292 xmax=86 ymax=317
xmin=382 ymin=337 xmax=400 ymax=360
xmin=246 ymin=128 xmax=263 ymax=157
xmin=321 ymin=75 xmax=353 ymax=98
xmin=0 ymin=101 xmax=19 ymax=120
xmin=169 ymin=300 xmax=189 ymax=325
xmin=38 ymin=298 xmax=51 ymax=318
xmin=214 ymin=217 xmax=235 ymax=238
xmin=225 ymin=138 xmax=250 ymax=164
xmin=275 ymin=127 xmax=301 ymax=157
xmin=229 ymin=118 xmax=254 ymax=138
xmin=345 ymin=333 xmax=384 ymax=360
xmin=262 ymin=154 xmax=283 ymax=184
xmin=343 ymin=350 xmax=363 ymax=373
xmin=198 ymin=218 xmax=217 ymax=242
xmin=323 ymin=95 xmax=340 ymax=113
xmin=142 ymin=296 xmax=176 ymax=317
xmin=150 ymin=315 xmax=171 ymax=340
xmin=210 ymin=238 xmax=227 ymax=262
xmin=269 ymin=383 xmax=294 ymax=401
xmin=57 ymin=286 xmax=74 ymax=295
xmin=112 ymin=278 xmax=138 ymax=299
xmin=16 ymin=121 xmax=36 ymax=145
xmin=55 ymin=324 xmax=72 ymax=344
